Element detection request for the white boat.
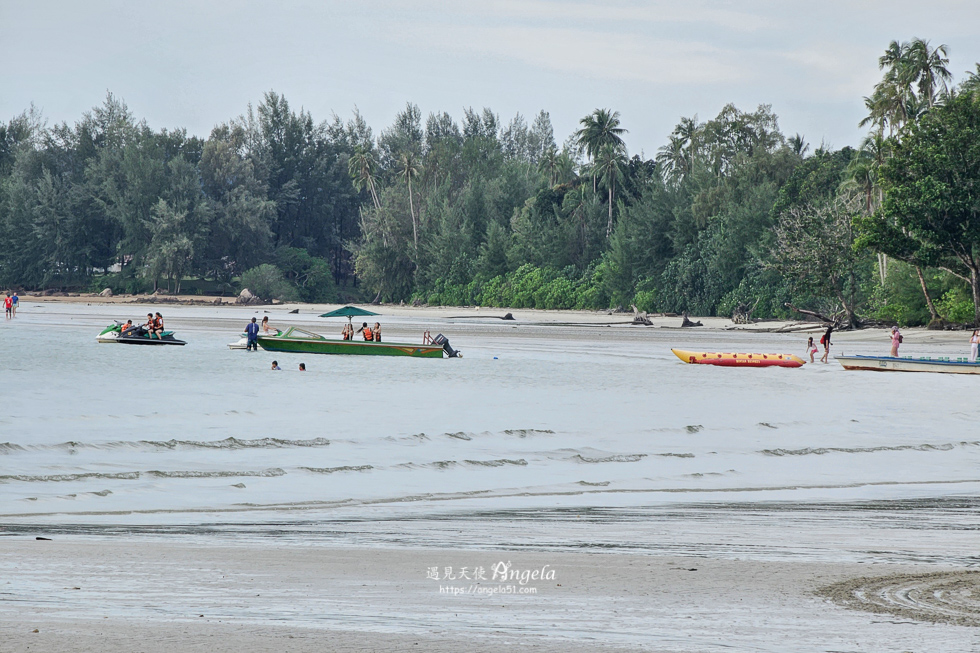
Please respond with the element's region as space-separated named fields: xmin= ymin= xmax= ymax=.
xmin=836 ymin=354 xmax=980 ymax=374
xmin=228 ymin=334 xmax=248 ymax=350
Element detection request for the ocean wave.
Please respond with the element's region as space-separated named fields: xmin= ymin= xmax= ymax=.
xmin=0 ymin=472 xmax=141 ymax=483
xmin=761 ymin=442 xmax=972 ymax=456
xmin=300 ymin=465 xmax=373 ymax=474
xmin=504 ymin=429 xmax=555 ymax=437
xmin=464 ymin=459 xmax=528 ymax=467
xmin=146 ymin=468 xmax=286 ymax=478
xmin=2 ymin=437 xmax=331 ymax=453
xmin=573 ymin=453 xmax=647 ymax=464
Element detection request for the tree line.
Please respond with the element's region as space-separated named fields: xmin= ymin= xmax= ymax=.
xmin=3 ymin=39 xmax=980 ymax=325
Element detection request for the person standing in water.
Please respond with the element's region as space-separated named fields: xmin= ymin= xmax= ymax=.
xmin=971 ymin=330 xmax=979 ymax=363
xmin=806 ymin=336 xmax=818 ymax=363
xmin=3 ymin=293 xmax=11 ymax=318
xmin=271 ymin=360 xmax=281 ymax=370
xmin=819 ymin=326 xmax=833 ymax=363
xmin=889 ymin=326 xmax=902 ymax=357
xmin=245 ymin=317 xmax=259 ymax=351
xmin=10 ymin=292 xmax=18 ymax=317
xmin=298 ymin=363 xmax=306 ymax=371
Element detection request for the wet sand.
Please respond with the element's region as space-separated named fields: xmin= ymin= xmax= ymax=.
xmin=2 ymin=538 xmax=977 ymax=653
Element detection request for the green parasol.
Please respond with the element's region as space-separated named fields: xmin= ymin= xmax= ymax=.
xmin=319 ymin=305 xmax=380 ymax=325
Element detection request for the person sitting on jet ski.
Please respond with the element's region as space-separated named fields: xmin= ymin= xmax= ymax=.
xmin=143 ymin=313 xmax=155 ymax=335
xmin=151 ymin=312 xmax=165 ymax=339
xmin=120 ymin=319 xmax=134 ymax=335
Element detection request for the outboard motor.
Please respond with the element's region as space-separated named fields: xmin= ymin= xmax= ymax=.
xmin=432 ymin=333 xmax=460 ymax=358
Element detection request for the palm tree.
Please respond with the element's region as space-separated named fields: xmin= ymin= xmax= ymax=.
xmin=574 ymin=109 xmax=627 ymax=161
xmin=788 ymin=133 xmax=810 ymax=158
xmin=863 ymin=38 xmax=951 ymax=134
xmin=960 ymin=64 xmax=980 ymax=97
xmin=538 ymin=147 xmax=560 ymax=187
xmin=905 ymin=38 xmax=951 ymax=109
xmin=398 ymin=151 xmax=423 ymax=250
xmin=594 ymin=143 xmax=625 ymax=237
xmin=656 ymin=135 xmax=687 ymax=184
xmin=348 ymin=147 xmax=381 ymax=210
xmin=575 ymin=109 xmax=627 ymax=191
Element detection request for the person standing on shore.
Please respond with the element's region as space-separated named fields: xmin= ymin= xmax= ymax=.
xmin=819 ymin=326 xmax=832 ymax=363
xmin=245 ymin=317 xmax=259 ymax=351
xmin=890 ymin=326 xmax=902 ymax=357
xmin=971 ymin=330 xmax=979 ymax=363
xmin=806 ymin=336 xmax=818 ymax=363
xmin=10 ymin=292 xmax=18 ymax=317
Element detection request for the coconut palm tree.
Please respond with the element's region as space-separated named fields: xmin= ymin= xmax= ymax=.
xmin=574 ymin=109 xmax=627 ymax=161
xmin=788 ymin=133 xmax=810 ymax=158
xmin=398 ymin=151 xmax=423 ymax=250
xmin=905 ymin=38 xmax=951 ymax=109
xmin=594 ymin=143 xmax=625 ymax=237
xmin=348 ymin=147 xmax=381 ymax=210
xmin=538 ymin=146 xmax=560 ymax=187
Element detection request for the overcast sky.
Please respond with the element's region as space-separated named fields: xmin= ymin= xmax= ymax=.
xmin=3 ymin=1 xmax=980 ymax=155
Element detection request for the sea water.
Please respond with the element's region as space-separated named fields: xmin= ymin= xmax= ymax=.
xmin=2 ymin=301 xmax=979 ymax=537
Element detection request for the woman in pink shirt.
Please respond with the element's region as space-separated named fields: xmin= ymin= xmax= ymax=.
xmin=890 ymin=326 xmax=902 ymax=357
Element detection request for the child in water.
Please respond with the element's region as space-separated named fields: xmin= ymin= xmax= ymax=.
xmin=806 ymin=336 xmax=818 ymax=363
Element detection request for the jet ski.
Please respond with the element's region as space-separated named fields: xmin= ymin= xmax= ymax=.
xmin=97 ymin=321 xmax=187 ymax=346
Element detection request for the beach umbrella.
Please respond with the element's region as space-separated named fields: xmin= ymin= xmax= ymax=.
xmin=319 ymin=305 xmax=380 ymax=325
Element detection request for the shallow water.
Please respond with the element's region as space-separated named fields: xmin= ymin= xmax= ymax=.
xmin=3 ymin=302 xmax=979 ymax=531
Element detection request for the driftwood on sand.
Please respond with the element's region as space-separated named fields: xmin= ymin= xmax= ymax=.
xmin=681 ymin=312 xmax=703 ymax=327
xmin=630 ymin=304 xmax=652 ymax=326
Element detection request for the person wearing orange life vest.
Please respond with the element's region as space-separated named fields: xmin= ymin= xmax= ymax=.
xmin=356 ymin=322 xmax=373 ymax=341
xmin=150 ymin=312 xmax=165 ymax=339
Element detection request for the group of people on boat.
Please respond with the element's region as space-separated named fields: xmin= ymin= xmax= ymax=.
xmin=342 ymin=321 xmax=382 ymax=342
xmin=119 ymin=312 xmax=166 ymax=338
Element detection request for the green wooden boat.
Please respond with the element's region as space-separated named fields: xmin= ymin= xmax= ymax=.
xmin=256 ymin=327 xmax=452 ymax=358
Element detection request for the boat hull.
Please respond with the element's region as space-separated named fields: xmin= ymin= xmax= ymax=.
xmin=257 ymin=336 xmax=444 ymax=358
xmin=672 ymin=348 xmax=805 ymax=368
xmin=837 ymin=355 xmax=980 ymax=374
xmin=97 ymin=329 xmax=186 ymax=345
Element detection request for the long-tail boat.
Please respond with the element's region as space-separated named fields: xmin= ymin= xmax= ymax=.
xmin=671 ymin=348 xmax=805 ymax=368
xmin=256 ymin=327 xmax=458 ymax=358
xmin=836 ymin=354 xmax=980 ymax=374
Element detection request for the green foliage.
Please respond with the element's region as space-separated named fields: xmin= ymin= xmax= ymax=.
xmin=240 ymin=264 xmax=298 ymax=301
xmin=878 ymin=92 xmax=980 ymax=324
xmin=935 ymin=288 xmax=975 ymax=323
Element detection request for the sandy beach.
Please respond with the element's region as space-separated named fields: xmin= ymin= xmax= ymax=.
xmin=3 ymin=299 xmax=980 ymax=651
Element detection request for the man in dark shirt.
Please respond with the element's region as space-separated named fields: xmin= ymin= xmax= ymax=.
xmin=245 ymin=317 xmax=260 ymax=351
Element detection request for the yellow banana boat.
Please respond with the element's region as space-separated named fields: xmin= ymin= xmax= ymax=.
xmin=672 ymin=348 xmax=805 ymax=368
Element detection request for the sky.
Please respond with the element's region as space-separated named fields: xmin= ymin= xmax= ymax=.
xmin=3 ymin=1 xmax=980 ymax=156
